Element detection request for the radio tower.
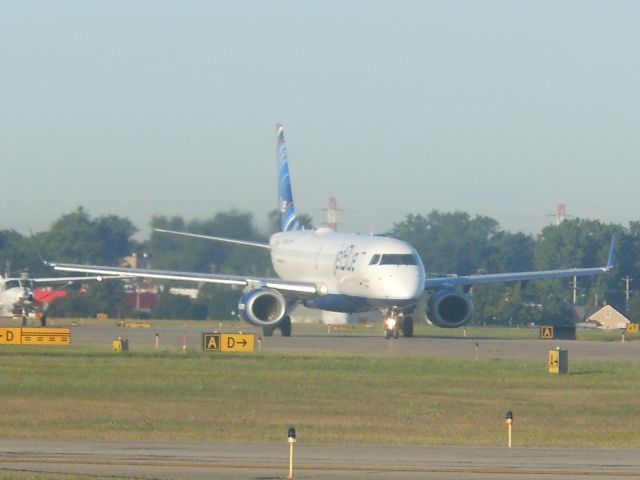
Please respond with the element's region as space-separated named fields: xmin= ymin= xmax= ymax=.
xmin=556 ymin=204 xmax=568 ymax=225
xmin=327 ymin=197 xmax=338 ymax=231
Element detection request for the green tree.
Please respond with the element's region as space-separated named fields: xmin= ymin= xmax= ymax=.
xmin=152 ymin=292 xmax=208 ymax=320
xmin=199 ymin=284 xmax=238 ymax=320
xmin=534 ymin=219 xmax=622 ymax=315
xmin=266 ymin=209 xmax=315 ymax=235
xmin=149 ymin=210 xmax=268 ymax=273
xmin=39 ymin=207 xmax=136 ymax=264
xmin=0 ymin=230 xmax=31 ymax=275
xmin=47 ymin=280 xmax=129 ymax=318
xmin=626 ymin=291 xmax=640 ymax=323
xmin=393 ymin=211 xmax=502 ymax=275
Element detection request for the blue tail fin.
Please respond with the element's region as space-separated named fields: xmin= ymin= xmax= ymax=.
xmin=277 ymin=124 xmax=301 ymax=232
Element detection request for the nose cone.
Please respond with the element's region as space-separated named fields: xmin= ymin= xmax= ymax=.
xmin=391 ymin=268 xmax=424 ymax=299
xmin=373 ymin=266 xmax=425 ymax=301
xmin=19 ymin=292 xmax=34 ymax=304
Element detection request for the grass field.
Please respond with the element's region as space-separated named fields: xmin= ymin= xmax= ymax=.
xmin=0 ymin=346 xmax=639 ymax=449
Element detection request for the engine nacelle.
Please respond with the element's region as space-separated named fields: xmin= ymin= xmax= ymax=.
xmin=238 ymin=288 xmax=287 ymax=327
xmin=426 ymin=289 xmax=474 ymax=328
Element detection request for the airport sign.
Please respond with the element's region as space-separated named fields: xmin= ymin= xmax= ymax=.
xmin=202 ymin=333 xmax=256 ymax=352
xmin=0 ymin=327 xmax=70 ymax=345
xmin=0 ymin=328 xmax=22 ymax=345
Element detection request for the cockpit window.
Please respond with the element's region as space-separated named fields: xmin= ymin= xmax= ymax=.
xmin=379 ymin=254 xmax=418 ymax=266
xmin=369 ymin=254 xmax=381 ymax=265
xmin=5 ymin=280 xmax=19 ymax=289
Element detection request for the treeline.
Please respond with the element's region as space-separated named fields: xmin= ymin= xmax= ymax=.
xmin=394 ymin=212 xmax=626 ymax=324
xmin=1 ymin=207 xmax=638 ymax=324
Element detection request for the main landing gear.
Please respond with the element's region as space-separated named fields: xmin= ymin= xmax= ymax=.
xmin=383 ymin=312 xmax=414 ymax=339
xmin=262 ymin=315 xmax=292 ymax=337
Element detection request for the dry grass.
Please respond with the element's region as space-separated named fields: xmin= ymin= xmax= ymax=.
xmin=1 ymin=348 xmax=639 ymax=448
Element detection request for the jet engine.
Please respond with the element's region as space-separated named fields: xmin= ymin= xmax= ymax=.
xmin=426 ymin=289 xmax=473 ymax=328
xmin=238 ymin=288 xmax=287 ymax=327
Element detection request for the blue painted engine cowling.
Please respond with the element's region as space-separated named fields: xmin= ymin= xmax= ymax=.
xmin=238 ymin=288 xmax=287 ymax=326
xmin=427 ymin=289 xmax=474 ymax=328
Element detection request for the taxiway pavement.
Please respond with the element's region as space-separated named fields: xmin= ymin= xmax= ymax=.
xmin=2 ymin=439 xmax=640 ymax=479
xmin=66 ymin=323 xmax=640 ymax=362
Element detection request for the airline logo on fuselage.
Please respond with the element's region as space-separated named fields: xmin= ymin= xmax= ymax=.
xmin=335 ymin=244 xmax=359 ymax=274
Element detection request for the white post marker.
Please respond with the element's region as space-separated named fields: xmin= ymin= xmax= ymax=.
xmin=505 ymin=411 xmax=513 ymax=448
xmin=288 ymin=426 xmax=297 ymax=479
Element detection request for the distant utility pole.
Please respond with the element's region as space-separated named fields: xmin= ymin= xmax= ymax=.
xmin=572 ymin=276 xmax=577 ymax=304
xmin=622 ymin=276 xmax=633 ymax=310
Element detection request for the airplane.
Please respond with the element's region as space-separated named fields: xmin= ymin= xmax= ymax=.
xmin=48 ymin=124 xmax=616 ymax=339
xmin=0 ymin=271 xmax=115 ymax=326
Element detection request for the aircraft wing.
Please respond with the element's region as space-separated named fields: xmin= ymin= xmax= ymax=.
xmin=425 ymin=237 xmax=616 ymax=289
xmin=32 ymin=275 xmax=131 ymax=284
xmin=47 ymin=263 xmax=318 ymax=295
xmin=425 ymin=266 xmax=611 ymax=289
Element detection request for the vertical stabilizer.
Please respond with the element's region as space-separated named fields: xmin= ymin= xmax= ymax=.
xmin=277 ymin=124 xmax=301 ymax=232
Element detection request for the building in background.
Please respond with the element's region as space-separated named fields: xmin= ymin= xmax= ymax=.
xmin=587 ymin=305 xmax=630 ymax=330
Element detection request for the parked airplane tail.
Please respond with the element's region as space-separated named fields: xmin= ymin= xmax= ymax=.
xmin=277 ymin=124 xmax=301 ymax=232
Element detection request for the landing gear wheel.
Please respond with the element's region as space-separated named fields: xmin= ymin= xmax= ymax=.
xmin=280 ymin=316 xmax=292 ymax=337
xmin=402 ymin=316 xmax=414 ymax=337
xmin=263 ymin=326 xmax=274 ymax=337
xmin=40 ymin=315 xmax=47 ymax=327
xmin=384 ymin=329 xmax=392 ymax=340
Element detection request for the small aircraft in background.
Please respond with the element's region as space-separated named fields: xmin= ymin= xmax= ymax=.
xmin=49 ymin=124 xmax=615 ymax=339
xmin=0 ymin=271 xmax=114 ymax=326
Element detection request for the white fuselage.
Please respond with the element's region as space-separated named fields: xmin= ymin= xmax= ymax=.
xmin=270 ymin=228 xmax=425 ymax=310
xmin=0 ymin=278 xmax=35 ymax=317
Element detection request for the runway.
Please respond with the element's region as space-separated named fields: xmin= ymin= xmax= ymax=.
xmin=2 ymin=439 xmax=640 ymax=479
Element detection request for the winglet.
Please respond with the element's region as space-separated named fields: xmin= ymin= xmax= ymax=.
xmin=30 ymin=229 xmax=49 ymax=267
xmin=606 ymin=235 xmax=616 ymax=271
xmin=35 ymin=245 xmax=49 ymax=267
xmin=277 ymin=123 xmax=301 ymax=232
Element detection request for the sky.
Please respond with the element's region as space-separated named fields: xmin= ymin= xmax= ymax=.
xmin=2 ymin=1 xmax=640 ymax=239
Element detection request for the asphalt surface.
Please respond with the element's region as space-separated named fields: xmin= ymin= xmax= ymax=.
xmin=65 ymin=323 xmax=640 ymax=362
xmin=2 ymin=439 xmax=640 ymax=479
xmin=2 ymin=322 xmax=640 ymax=479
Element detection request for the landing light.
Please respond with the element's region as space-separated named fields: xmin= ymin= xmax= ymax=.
xmin=384 ymin=318 xmax=397 ymax=329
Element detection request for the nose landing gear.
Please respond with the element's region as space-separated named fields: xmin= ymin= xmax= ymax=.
xmin=382 ymin=310 xmax=414 ymax=339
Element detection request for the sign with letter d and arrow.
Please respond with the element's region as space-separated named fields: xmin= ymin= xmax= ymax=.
xmin=203 ymin=333 xmax=256 ymax=352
